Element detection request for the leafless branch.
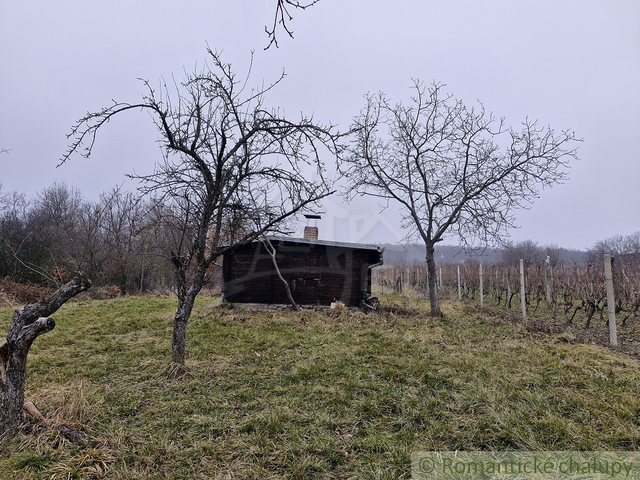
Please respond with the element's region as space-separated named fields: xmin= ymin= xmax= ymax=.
xmin=261 ymin=237 xmax=300 ymax=310
xmin=265 ymin=0 xmax=320 ymax=49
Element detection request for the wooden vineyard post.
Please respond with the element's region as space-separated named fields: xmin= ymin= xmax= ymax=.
xmin=457 ymin=265 xmax=462 ymax=301
xmin=406 ymin=267 xmax=410 ymax=291
xmin=604 ymin=254 xmax=618 ymax=346
xmin=545 ymin=256 xmax=552 ymax=307
xmin=425 ymin=266 xmax=429 ymax=293
xmin=520 ymin=259 xmax=527 ymax=321
xmin=463 ymin=266 xmax=467 ymax=298
xmin=479 ymin=262 xmax=484 ymax=307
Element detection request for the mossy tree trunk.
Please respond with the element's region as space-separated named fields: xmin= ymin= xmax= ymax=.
xmin=170 ymin=257 xmax=208 ymax=365
xmin=0 ymin=274 xmax=91 ymax=436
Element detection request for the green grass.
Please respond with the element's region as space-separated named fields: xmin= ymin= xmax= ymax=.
xmin=1 ymin=292 xmax=639 ymax=479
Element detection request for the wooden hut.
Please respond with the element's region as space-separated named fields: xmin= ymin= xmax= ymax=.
xmin=222 ymin=236 xmax=383 ymax=307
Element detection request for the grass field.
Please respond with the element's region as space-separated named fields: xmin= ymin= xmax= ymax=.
xmin=1 ymin=291 xmax=639 ymax=479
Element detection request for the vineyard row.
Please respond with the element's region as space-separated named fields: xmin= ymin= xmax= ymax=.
xmin=373 ymin=256 xmax=640 ymax=330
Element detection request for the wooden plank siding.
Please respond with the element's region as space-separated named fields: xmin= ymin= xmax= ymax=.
xmin=222 ymin=238 xmax=383 ymax=307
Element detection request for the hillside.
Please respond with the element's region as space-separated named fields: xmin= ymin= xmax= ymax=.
xmin=1 ymin=293 xmax=638 ymax=479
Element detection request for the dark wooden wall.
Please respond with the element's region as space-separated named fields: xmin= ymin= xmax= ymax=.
xmin=223 ymin=240 xmax=380 ymax=307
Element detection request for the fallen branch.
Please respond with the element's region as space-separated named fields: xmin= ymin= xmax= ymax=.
xmin=261 ymin=237 xmax=301 ymax=311
xmin=23 ymin=401 xmax=90 ymax=444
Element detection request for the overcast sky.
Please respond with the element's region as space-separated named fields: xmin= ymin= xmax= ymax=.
xmin=1 ymin=1 xmax=638 ymax=250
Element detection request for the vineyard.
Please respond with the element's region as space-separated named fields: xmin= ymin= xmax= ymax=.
xmin=373 ymin=254 xmax=640 ymax=351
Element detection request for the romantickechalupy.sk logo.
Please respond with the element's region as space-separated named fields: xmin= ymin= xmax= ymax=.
xmin=412 ymin=451 xmax=640 ymax=479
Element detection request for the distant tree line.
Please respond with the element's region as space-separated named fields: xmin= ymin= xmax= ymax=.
xmin=585 ymin=231 xmax=640 ymax=263
xmin=0 ymin=181 xmax=184 ymax=293
xmin=4 ymin=180 xmax=635 ymax=295
xmin=380 ymin=236 xmax=640 ymax=269
xmin=499 ymin=236 xmax=640 ymax=268
xmin=500 ymin=240 xmax=565 ymax=268
xmin=380 ymin=241 xmax=585 ymax=268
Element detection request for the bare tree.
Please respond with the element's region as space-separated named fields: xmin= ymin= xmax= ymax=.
xmin=1 ymin=273 xmax=91 ymax=436
xmin=544 ymin=243 xmax=564 ymax=268
xmin=61 ymin=49 xmax=340 ymax=364
xmin=501 ymin=240 xmax=544 ymax=268
xmin=0 ymin=188 xmax=30 ymax=281
xmin=266 ymin=0 xmax=320 ymax=49
xmin=1 ymin=183 xmax=176 ymax=293
xmin=0 ymin=184 xmax=79 ymax=286
xmin=342 ymin=81 xmax=579 ymax=316
xmin=29 ymin=182 xmax=84 ymax=283
xmin=586 ymin=231 xmax=640 ymax=262
xmin=93 ymin=188 xmax=145 ymax=292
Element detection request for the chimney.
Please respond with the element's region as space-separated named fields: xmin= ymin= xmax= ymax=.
xmin=303 ymin=226 xmax=318 ymax=240
xmin=303 ymin=214 xmax=322 ymax=240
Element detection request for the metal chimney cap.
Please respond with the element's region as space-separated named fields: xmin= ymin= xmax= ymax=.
xmin=304 ymin=214 xmax=322 ymax=219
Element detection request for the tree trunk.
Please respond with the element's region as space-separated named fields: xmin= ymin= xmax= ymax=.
xmin=0 ymin=274 xmax=91 ymax=436
xmin=261 ymin=238 xmax=300 ymax=311
xmin=171 ymin=267 xmax=206 ymax=365
xmin=1 ymin=336 xmax=38 ymax=436
xmin=172 ymin=290 xmax=199 ymax=365
xmin=425 ymin=244 xmax=442 ymax=316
